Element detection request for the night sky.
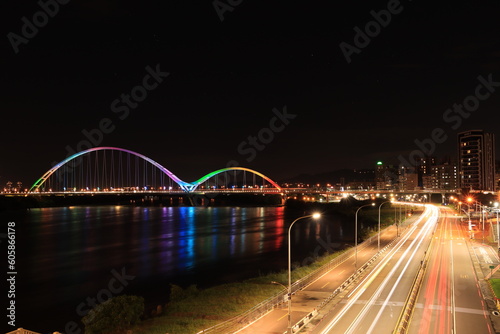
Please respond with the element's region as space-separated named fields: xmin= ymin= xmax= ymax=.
xmin=2 ymin=0 xmax=500 ymax=186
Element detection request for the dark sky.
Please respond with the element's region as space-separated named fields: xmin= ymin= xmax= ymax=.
xmin=2 ymin=0 xmax=500 ymax=186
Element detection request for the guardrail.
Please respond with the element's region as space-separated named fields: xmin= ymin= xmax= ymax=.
xmin=314 ymin=234 xmax=401 ymax=313
xmin=285 ymin=309 xmax=319 ymax=334
xmin=393 ymin=230 xmax=434 ymax=334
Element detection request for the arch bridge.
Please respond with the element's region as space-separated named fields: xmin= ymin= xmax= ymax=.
xmin=29 ymin=147 xmax=282 ymax=194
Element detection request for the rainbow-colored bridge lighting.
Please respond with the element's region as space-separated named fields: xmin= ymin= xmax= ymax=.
xmin=29 ymin=147 xmax=281 ymax=193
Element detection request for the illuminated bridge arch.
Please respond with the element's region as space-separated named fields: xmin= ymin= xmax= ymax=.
xmin=29 ymin=147 xmax=193 ymax=192
xmin=29 ymin=147 xmax=282 ymax=193
xmin=187 ymin=167 xmax=282 ymax=192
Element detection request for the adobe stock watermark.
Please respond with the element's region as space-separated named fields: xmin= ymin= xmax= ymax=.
xmin=230 ymin=105 xmax=296 ymax=165
xmin=398 ymin=73 xmax=499 ymax=169
xmin=213 ymin=0 xmax=243 ymax=22
xmin=63 ymin=267 xmax=135 ymax=334
xmin=339 ymin=0 xmax=404 ymax=64
xmin=191 ymin=106 xmax=295 ymax=206
xmin=7 ymin=0 xmax=71 ymax=54
xmin=52 ymin=63 xmax=169 ymax=181
xmin=301 ymin=235 xmax=341 ymax=267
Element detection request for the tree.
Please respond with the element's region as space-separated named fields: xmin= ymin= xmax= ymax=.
xmin=82 ymin=295 xmax=144 ymax=334
xmin=169 ymin=283 xmax=199 ymax=303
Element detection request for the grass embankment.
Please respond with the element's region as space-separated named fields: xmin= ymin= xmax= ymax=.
xmin=131 ymin=209 xmax=398 ymax=334
xmin=489 ymin=278 xmax=500 ymax=298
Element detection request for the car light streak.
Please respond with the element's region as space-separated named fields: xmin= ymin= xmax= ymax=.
xmin=364 ymin=206 xmax=438 ymax=334
xmin=319 ymin=205 xmax=437 ymax=334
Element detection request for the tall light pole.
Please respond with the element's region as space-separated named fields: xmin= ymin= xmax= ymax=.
xmin=355 ymin=203 xmax=374 ymax=269
xmin=467 ymin=197 xmax=474 ymax=238
xmin=378 ymin=200 xmax=392 ymax=253
xmin=495 ymin=202 xmax=499 ymax=251
xmin=482 ymin=206 xmax=486 ymax=244
xmin=460 ymin=207 xmax=472 ymax=239
xmin=398 ymin=203 xmax=402 ymax=237
xmin=287 ymin=213 xmax=320 ymax=334
xmin=468 ymin=197 xmax=487 ymax=244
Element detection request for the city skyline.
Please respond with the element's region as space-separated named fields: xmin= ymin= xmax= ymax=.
xmin=2 ymin=1 xmax=500 ymax=186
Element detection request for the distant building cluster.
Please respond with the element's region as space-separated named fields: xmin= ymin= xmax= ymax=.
xmin=2 ymin=181 xmax=24 ymax=193
xmin=283 ymin=129 xmax=498 ymax=193
xmin=375 ymin=129 xmax=497 ymax=192
xmin=375 ymin=158 xmax=459 ymax=191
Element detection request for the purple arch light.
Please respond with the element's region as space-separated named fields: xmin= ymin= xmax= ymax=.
xmin=29 ymin=147 xmax=192 ymax=192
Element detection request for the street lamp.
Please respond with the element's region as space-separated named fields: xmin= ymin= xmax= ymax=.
xmin=467 ymin=197 xmax=487 ymax=243
xmin=287 ymin=213 xmax=321 ymax=334
xmin=378 ymin=200 xmax=393 ymax=253
xmin=495 ymin=202 xmax=499 ymax=251
xmin=355 ymin=203 xmax=375 ymax=269
xmin=482 ymin=207 xmax=486 ymax=244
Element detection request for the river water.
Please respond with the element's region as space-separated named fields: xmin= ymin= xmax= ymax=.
xmin=4 ymin=205 xmax=351 ymax=333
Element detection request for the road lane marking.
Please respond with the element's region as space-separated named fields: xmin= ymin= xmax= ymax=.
xmin=318 ymin=205 xmax=434 ymax=334
xmin=365 ymin=206 xmax=439 ymax=334
xmin=277 ymin=312 xmax=288 ymax=322
xmin=411 ymin=303 xmax=488 ymax=315
xmin=321 ymin=281 xmax=330 ymax=289
xmin=478 ymin=247 xmax=493 ymax=264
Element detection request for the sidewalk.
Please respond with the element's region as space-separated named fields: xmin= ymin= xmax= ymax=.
xmin=464 ymin=218 xmax=500 ymax=333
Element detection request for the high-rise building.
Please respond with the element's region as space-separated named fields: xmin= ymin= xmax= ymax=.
xmin=457 ymin=130 xmax=496 ymax=191
xmin=430 ymin=162 xmax=458 ymax=190
xmin=375 ymin=161 xmax=398 ymax=190
xmin=398 ymin=165 xmax=418 ymax=190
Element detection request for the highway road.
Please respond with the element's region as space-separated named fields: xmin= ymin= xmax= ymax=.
xmin=408 ymin=207 xmax=494 ymax=334
xmin=237 ymin=207 xmax=411 ymax=334
xmin=311 ymin=204 xmax=437 ymax=334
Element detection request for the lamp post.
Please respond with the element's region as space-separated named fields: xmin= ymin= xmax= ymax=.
xmin=495 ymin=202 xmax=499 ymax=251
xmin=482 ymin=207 xmax=486 ymax=244
xmin=461 ymin=207 xmax=472 ymax=239
xmin=377 ymin=201 xmax=392 ymax=253
xmin=287 ymin=213 xmax=320 ymax=334
xmin=466 ymin=197 xmax=473 ymax=232
xmin=398 ymin=203 xmax=402 ymax=237
xmin=468 ymin=197 xmax=487 ymax=244
xmin=355 ymin=203 xmax=374 ymax=269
